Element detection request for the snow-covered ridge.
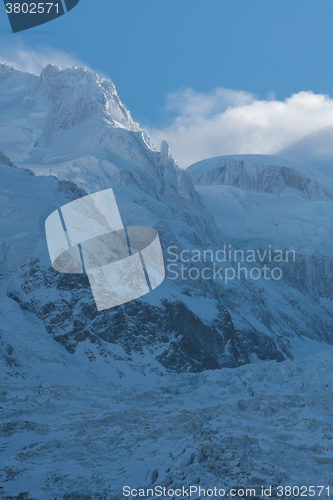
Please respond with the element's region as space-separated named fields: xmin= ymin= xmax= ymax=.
xmin=187 ymin=154 xmax=333 ymax=201
xmin=1 ymin=342 xmax=333 ymax=498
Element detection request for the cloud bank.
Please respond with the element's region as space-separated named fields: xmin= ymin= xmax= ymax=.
xmin=147 ymin=88 xmax=333 ymax=168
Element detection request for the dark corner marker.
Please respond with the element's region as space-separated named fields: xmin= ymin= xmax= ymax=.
xmin=63 ymin=0 xmax=79 ymax=12
xmin=3 ymin=0 xmax=80 ymax=33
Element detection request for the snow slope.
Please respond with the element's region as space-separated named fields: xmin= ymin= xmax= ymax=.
xmin=187 ymin=154 xmax=333 ymax=200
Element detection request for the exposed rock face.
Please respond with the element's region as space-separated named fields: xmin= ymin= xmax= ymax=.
xmin=0 ymin=150 xmax=14 ymax=166
xmin=9 ymin=261 xmax=241 ymax=373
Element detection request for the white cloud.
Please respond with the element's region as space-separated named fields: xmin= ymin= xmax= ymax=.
xmin=147 ymin=88 xmax=333 ymax=168
xmin=0 ymin=41 xmax=84 ymax=74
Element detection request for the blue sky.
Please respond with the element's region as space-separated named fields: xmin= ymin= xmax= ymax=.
xmin=1 ymin=0 xmax=333 ymax=166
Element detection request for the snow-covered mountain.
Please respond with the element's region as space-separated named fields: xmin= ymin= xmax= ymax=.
xmin=1 ymin=63 xmax=333 ymax=498
xmin=0 ymin=153 xmax=238 ymax=376
xmin=1 ymin=63 xmax=298 ymax=374
xmin=187 ymin=153 xmax=333 ymax=255
xmin=1 ymin=63 xmax=333 ymax=374
xmin=187 ymin=153 xmax=333 ymax=353
xmin=0 ymin=66 xmax=244 ymax=375
xmin=188 ymin=154 xmax=333 ymax=201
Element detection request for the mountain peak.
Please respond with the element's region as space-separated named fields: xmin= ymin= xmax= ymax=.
xmin=0 ymin=63 xmax=154 ymax=167
xmin=35 ymin=64 xmax=136 ymax=132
